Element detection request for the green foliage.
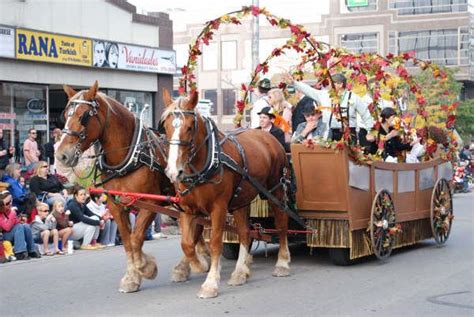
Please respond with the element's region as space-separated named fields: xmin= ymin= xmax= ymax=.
xmin=456 ymin=98 xmax=474 ymax=142
xmin=415 ymin=67 xmax=462 ymax=106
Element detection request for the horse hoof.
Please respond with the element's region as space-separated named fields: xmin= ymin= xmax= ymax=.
xmin=227 ymin=271 xmax=248 ymax=286
xmin=119 ymin=279 xmax=140 ymax=293
xmin=141 ymin=262 xmax=158 ymax=280
xmin=197 ymin=286 xmax=218 ymax=299
xmin=272 ymin=266 xmax=290 ymax=277
xmin=171 ymin=264 xmax=190 ymax=283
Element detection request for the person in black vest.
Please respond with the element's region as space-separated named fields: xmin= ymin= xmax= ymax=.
xmin=291 ymin=89 xmax=316 ymax=133
xmin=0 ymin=130 xmax=15 ymax=171
xmin=256 ymin=107 xmax=288 ymax=152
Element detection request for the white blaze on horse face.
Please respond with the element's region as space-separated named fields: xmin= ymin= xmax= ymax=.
xmin=165 ymin=117 xmax=183 ymax=182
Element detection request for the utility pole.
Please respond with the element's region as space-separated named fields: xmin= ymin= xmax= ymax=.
xmin=250 ymin=0 xmax=260 ymax=123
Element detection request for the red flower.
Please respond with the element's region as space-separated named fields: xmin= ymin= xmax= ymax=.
xmin=255 ymin=64 xmax=263 ymax=73
xmin=268 ymin=18 xmax=278 ymax=26
xmin=178 ymin=86 xmax=186 ymax=96
xmin=235 ymin=100 xmax=245 ymax=112
xmin=278 ymin=82 xmax=287 ymax=89
xmin=446 ymin=115 xmax=456 ymax=129
xmin=272 ymin=48 xmax=282 ymax=57
xmin=402 ymin=51 xmax=416 ymax=60
xmin=386 ymin=53 xmax=394 ymax=60
xmin=289 ymin=24 xmax=301 ymax=34
xmin=210 ymin=19 xmax=220 ymax=30
xmin=181 ymin=65 xmax=188 ymax=75
xmin=251 ymin=5 xmax=260 ymax=16
xmin=230 ymin=17 xmax=241 ymax=25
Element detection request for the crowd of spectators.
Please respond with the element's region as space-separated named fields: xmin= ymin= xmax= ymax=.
xmin=0 ymin=128 xmax=163 ymax=264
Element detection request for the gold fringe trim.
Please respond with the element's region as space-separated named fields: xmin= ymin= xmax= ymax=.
xmin=250 ymin=196 xmax=270 ymax=217
xmin=203 ymin=214 xmax=240 ymax=243
xmin=307 ymin=218 xmax=433 ymax=260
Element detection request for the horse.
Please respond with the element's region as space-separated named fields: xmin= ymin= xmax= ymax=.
xmin=55 ymin=81 xmax=180 ymax=293
xmin=160 ymin=90 xmax=292 ymax=298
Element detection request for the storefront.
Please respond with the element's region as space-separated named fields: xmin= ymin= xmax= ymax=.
xmin=0 ymin=0 xmax=174 ymax=164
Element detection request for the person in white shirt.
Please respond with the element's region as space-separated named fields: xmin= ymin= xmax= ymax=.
xmin=250 ymin=78 xmax=272 ymax=128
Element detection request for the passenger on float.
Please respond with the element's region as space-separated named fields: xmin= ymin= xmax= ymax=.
xmin=250 ymin=78 xmax=272 ymax=128
xmin=291 ymin=104 xmax=326 ymax=144
xmin=287 ymin=73 xmax=373 ymax=144
xmin=267 ymin=88 xmax=293 ymax=143
xmin=256 ymin=106 xmax=288 ymax=151
xmin=366 ymin=107 xmax=419 ymax=163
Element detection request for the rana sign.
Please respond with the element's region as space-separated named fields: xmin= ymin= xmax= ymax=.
xmin=16 ymin=29 xmax=92 ymax=66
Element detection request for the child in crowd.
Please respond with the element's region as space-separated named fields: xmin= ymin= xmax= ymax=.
xmin=31 ymin=202 xmax=64 ymax=255
xmin=51 ymin=200 xmax=74 ymax=251
xmin=87 ymin=193 xmax=117 ymax=247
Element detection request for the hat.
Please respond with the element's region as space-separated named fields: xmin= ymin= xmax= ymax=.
xmin=332 ymin=73 xmax=347 ymax=86
xmin=257 ymin=106 xmax=275 ymax=118
xmin=258 ymin=78 xmax=272 ymax=90
xmin=302 ymin=103 xmax=318 ymax=115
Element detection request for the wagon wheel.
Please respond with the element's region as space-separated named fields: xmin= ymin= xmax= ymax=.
xmin=370 ymin=189 xmax=396 ymax=260
xmin=430 ymin=178 xmax=453 ymax=245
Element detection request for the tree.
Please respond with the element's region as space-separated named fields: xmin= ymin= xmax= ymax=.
xmin=456 ymin=98 xmax=474 ymax=143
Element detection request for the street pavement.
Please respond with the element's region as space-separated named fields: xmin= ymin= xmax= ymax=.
xmin=1 ymin=192 xmax=473 ymax=316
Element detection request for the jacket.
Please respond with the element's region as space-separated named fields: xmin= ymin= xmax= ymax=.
xmin=0 ymin=210 xmax=20 ymax=232
xmin=0 ymin=138 xmax=12 ymax=170
xmin=51 ymin=210 xmax=71 ymax=230
xmin=1 ymin=175 xmax=27 ymax=208
xmin=29 ymin=175 xmax=64 ymax=196
xmin=30 ymin=215 xmax=57 ymax=238
xmin=292 ymin=120 xmax=327 ymax=144
xmin=67 ymin=199 xmax=100 ymax=226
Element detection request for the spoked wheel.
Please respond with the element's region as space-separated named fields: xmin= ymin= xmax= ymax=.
xmin=431 ymin=178 xmax=454 ymax=245
xmin=370 ymin=189 xmax=397 ymax=260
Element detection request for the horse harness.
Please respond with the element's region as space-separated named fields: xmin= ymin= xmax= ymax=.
xmin=63 ymin=97 xmax=166 ymax=187
xmin=162 ymin=109 xmax=307 ymax=228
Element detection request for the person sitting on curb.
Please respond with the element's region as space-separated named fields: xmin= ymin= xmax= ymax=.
xmin=291 ymin=104 xmax=326 ymax=144
xmin=255 ymin=106 xmax=287 ymax=151
xmin=0 ymin=191 xmax=40 ymax=260
xmin=31 ymin=202 xmax=64 ymax=255
xmin=51 ymin=199 xmax=74 ymax=251
xmin=67 ymin=186 xmax=104 ymax=250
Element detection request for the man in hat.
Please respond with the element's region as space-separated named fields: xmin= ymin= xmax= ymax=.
xmin=255 ymin=106 xmax=287 ymax=151
xmin=250 ymin=78 xmax=272 ymax=128
xmin=291 ymin=103 xmax=326 ymax=144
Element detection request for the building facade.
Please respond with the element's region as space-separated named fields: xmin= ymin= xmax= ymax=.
xmin=0 ymin=0 xmax=174 ymax=161
xmin=174 ymin=0 xmax=472 ymax=129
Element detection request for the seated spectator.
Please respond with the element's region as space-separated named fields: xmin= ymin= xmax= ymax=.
xmin=87 ymin=193 xmax=117 ymax=247
xmin=29 ymin=161 xmax=68 ymax=206
xmin=51 ymin=199 xmax=74 ymax=251
xmin=67 ymin=186 xmax=104 ymax=250
xmin=1 ymin=163 xmax=27 ymax=211
xmin=366 ymin=107 xmax=416 ymax=162
xmin=0 ymin=191 xmax=40 ymax=260
xmin=291 ymin=104 xmax=326 ymax=143
xmin=31 ymin=202 xmax=64 ymax=255
xmin=255 ymin=107 xmax=287 ymax=151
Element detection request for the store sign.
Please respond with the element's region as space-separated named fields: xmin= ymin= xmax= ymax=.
xmin=0 ymin=26 xmax=15 ymax=58
xmin=26 ymin=98 xmax=46 ymax=113
xmin=16 ymin=29 xmax=92 ymax=66
xmin=0 ymin=123 xmax=15 ymax=130
xmin=347 ymin=0 xmax=369 ymax=7
xmin=93 ymin=40 xmax=176 ymax=74
xmin=0 ymin=112 xmax=16 ymax=119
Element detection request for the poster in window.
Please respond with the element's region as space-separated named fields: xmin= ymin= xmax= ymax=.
xmin=0 ymin=26 xmax=15 ymax=58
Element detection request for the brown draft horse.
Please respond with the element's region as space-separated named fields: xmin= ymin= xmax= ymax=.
xmin=161 ymin=90 xmax=291 ymax=298
xmin=55 ymin=81 xmax=175 ymax=293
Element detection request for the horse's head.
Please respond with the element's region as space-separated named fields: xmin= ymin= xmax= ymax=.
xmin=55 ymin=81 xmax=105 ymax=167
xmin=160 ymin=89 xmax=200 ymax=183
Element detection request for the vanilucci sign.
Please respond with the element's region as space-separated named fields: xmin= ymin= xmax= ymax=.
xmin=0 ymin=26 xmax=176 ymax=74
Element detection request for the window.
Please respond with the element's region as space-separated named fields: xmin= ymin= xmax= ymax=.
xmin=346 ymin=0 xmax=377 ymax=12
xmin=107 ymin=90 xmax=153 ymax=127
xmin=223 ymin=89 xmax=236 ymax=115
xmin=339 ymin=33 xmax=378 ymax=54
xmin=222 ymin=41 xmax=237 ymax=70
xmin=202 ymin=90 xmax=217 ymax=115
xmin=174 ymin=43 xmax=189 ymax=73
xmin=389 ymin=0 xmax=468 ymax=15
xmin=202 ymin=42 xmax=218 ymax=71
xmin=393 ymin=28 xmax=469 ymax=66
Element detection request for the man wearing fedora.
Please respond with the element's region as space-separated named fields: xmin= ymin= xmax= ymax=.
xmin=250 ymin=78 xmax=272 ymax=129
xmin=291 ymin=104 xmax=326 ymax=144
xmin=256 ymin=106 xmax=287 ymax=151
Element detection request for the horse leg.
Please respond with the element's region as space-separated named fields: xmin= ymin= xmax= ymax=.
xmin=172 ymin=214 xmax=209 ymax=282
xmin=197 ymin=205 xmax=226 ymax=299
xmin=107 ymin=203 xmax=142 ymax=293
xmin=130 ymin=209 xmax=158 ymax=280
xmin=228 ymin=207 xmax=252 ymax=286
xmin=270 ymin=199 xmax=291 ymax=277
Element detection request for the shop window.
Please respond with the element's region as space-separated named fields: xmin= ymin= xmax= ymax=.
xmin=202 ymin=89 xmax=218 ymax=115
xmin=223 ymin=89 xmax=236 ymax=115
xmin=0 ymin=83 xmax=48 ymax=164
xmin=339 ymin=33 xmax=378 ymax=54
xmin=389 ymin=0 xmax=467 ymax=15
xmin=106 ymin=90 xmax=153 ymax=127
